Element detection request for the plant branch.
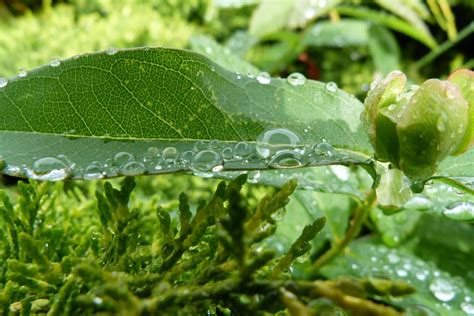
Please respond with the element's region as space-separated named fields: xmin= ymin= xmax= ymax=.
xmin=313 ymin=190 xmax=377 ymax=270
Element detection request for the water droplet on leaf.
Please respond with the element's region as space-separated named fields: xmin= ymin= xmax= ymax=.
xmin=120 ymin=161 xmax=145 ymax=176
xmin=106 ymin=47 xmax=118 ymax=55
xmin=18 ymin=69 xmax=27 ymax=78
xmin=256 ymin=128 xmax=302 ymax=159
xmin=50 ymin=58 xmax=61 ymax=67
xmin=31 ymin=157 xmax=69 ymax=181
xmin=191 ymin=150 xmax=223 ymax=173
xmin=287 ymin=73 xmax=306 ymax=86
xmin=0 ymin=78 xmax=8 ymax=88
xmin=429 ymin=278 xmax=456 ymax=302
xmin=325 ymin=82 xmax=337 ymax=92
xmin=443 ymin=202 xmax=474 ymax=221
xmin=256 ymin=72 xmax=271 ymax=85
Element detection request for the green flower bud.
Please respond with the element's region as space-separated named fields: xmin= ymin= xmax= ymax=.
xmin=363 ymin=69 xmax=473 ymax=180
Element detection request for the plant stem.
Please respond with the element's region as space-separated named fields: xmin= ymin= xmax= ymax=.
xmin=313 ymin=190 xmax=376 ymax=270
xmin=413 ymin=21 xmax=474 ymax=70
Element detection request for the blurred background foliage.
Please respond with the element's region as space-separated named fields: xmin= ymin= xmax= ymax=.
xmin=0 ymin=0 xmax=472 ymax=98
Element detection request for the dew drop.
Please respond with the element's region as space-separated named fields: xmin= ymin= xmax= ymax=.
xmin=387 ymin=252 xmax=400 ymax=264
xmin=113 ymin=152 xmax=134 ymax=166
xmin=268 ymin=150 xmax=307 ymax=169
xmin=93 ymin=297 xmax=103 ymax=305
xmin=325 ymin=82 xmax=337 ymax=92
xmin=286 ymin=72 xmax=306 ymax=86
xmin=0 ymin=77 xmax=8 ymax=88
xmin=443 ymin=201 xmax=474 ymax=221
xmin=182 ymin=150 xmax=194 ymax=162
xmin=396 ymin=269 xmax=408 ymax=277
xmin=191 ymin=150 xmax=223 ymax=173
xmin=119 ymin=161 xmax=145 ymax=176
xmin=50 ymin=58 xmax=61 ymax=67
xmin=233 ymin=142 xmax=253 ymax=158
xmin=313 ymin=142 xmax=334 ymax=157
xmin=404 ymin=195 xmax=433 ymax=210
xmin=162 ymin=147 xmax=179 ymax=162
xmin=461 ymin=302 xmax=474 ymax=315
xmin=31 ymin=157 xmax=69 ymax=181
xmin=415 ymin=269 xmax=429 ymax=281
xmin=388 ymin=104 xmax=396 ymax=111
xmin=84 ymin=163 xmax=105 ymax=180
xmin=429 ymin=278 xmax=456 ymax=302
xmin=18 ymin=69 xmax=28 ymax=78
xmin=106 ymin=47 xmax=118 ymax=55
xmin=221 ymin=147 xmax=233 ymax=160
xmin=256 ymin=128 xmax=302 ymax=159
xmin=256 ymin=72 xmax=271 ymax=85
xmin=436 ymin=116 xmax=446 ymax=132
xmin=445 ymin=85 xmax=456 ymax=99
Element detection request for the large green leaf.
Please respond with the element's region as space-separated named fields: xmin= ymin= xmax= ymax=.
xmin=321 ymin=236 xmax=474 ymax=315
xmin=0 ymin=47 xmax=372 ymax=181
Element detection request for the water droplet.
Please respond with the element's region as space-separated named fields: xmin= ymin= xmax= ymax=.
xmin=0 ymin=77 xmax=8 ymax=88
xmin=144 ymin=147 xmax=160 ymax=163
xmin=256 ymin=72 xmax=271 ymax=85
xmin=113 ymin=152 xmax=134 ymax=166
xmin=387 ymin=252 xmax=400 ymax=264
xmin=18 ymin=69 xmax=27 ymax=78
xmin=429 ymin=278 xmax=456 ymax=302
xmin=31 ymin=157 xmax=69 ymax=181
xmin=396 ymin=269 xmax=408 ymax=277
xmin=461 ymin=302 xmax=474 ymax=315
xmin=271 ymin=208 xmax=285 ymax=221
xmin=84 ymin=163 xmax=105 ymax=180
xmin=286 ymin=72 xmax=306 ymax=86
xmin=268 ymin=150 xmax=307 ymax=169
xmin=436 ymin=116 xmax=446 ymax=132
xmin=256 ymin=128 xmax=302 ymax=159
xmin=388 ymin=104 xmax=396 ymax=111
xmin=233 ymin=142 xmax=253 ymax=158
xmin=182 ymin=150 xmax=194 ymax=162
xmin=415 ymin=269 xmax=429 ymax=281
xmin=162 ymin=147 xmax=179 ymax=162
xmin=313 ymin=142 xmax=334 ymax=157
xmin=194 ymin=141 xmax=208 ymax=151
xmin=50 ymin=58 xmax=61 ymax=67
xmin=443 ymin=202 xmax=474 ymax=221
xmin=191 ymin=150 xmax=223 ymax=173
xmin=325 ymin=82 xmax=337 ymax=92
xmin=119 ymin=161 xmax=145 ymax=176
xmin=106 ymin=47 xmax=118 ymax=55
xmin=445 ymin=85 xmax=456 ymax=99
xmin=221 ymin=147 xmax=233 ymax=159
xmin=404 ymin=195 xmax=433 ymax=210
xmin=93 ymin=297 xmax=103 ymax=305
xmin=209 ymin=139 xmax=221 ymax=149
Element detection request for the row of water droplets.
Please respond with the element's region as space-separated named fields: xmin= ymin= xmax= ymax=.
xmin=0 ymin=49 xmax=121 ymax=88
xmin=402 ymin=180 xmax=474 ymax=221
xmin=348 ymin=244 xmax=474 ymax=315
xmin=239 ymin=70 xmax=338 ymax=92
xmin=1 ymin=128 xmax=346 ymax=182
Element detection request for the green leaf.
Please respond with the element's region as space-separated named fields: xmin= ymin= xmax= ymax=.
xmin=248 ymin=0 xmax=294 ymax=37
xmin=320 ymin=236 xmax=474 ymax=315
xmin=367 ymin=24 xmax=400 ymax=76
xmin=189 ymin=35 xmax=259 ymax=76
xmin=303 ymin=19 xmax=370 ymax=47
xmin=336 ymin=5 xmax=437 ymax=49
xmin=0 ymin=47 xmax=372 ymax=181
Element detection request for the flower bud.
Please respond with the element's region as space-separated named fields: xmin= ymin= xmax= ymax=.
xmin=363 ymin=69 xmax=473 ymax=180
